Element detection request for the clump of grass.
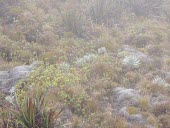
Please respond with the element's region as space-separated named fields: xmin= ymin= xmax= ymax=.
xmin=85 ymin=0 xmax=114 ymax=24
xmin=139 ymin=96 xmax=149 ymax=110
xmin=62 ymin=11 xmax=84 ymax=37
xmin=1 ymin=87 xmax=62 ymax=128
xmin=124 ymin=0 xmax=169 ymax=17
xmin=128 ymin=106 xmax=138 ymax=115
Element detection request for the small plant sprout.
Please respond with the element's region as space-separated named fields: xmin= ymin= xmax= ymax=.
xmin=122 ymin=55 xmax=141 ymax=69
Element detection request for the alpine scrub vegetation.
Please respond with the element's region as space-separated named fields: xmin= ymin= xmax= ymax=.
xmin=0 ymin=0 xmax=170 ymax=127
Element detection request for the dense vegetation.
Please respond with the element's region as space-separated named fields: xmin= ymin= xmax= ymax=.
xmin=0 ymin=0 xmax=170 ymax=127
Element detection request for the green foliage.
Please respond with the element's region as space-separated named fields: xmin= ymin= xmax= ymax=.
xmin=1 ymin=87 xmax=62 ymax=128
xmin=0 ymin=0 xmax=170 ymax=127
xmin=62 ymin=11 xmax=84 ymax=37
xmin=21 ymin=65 xmax=80 ymax=87
xmin=85 ymin=0 xmax=115 ymax=24
xmin=58 ymin=85 xmax=87 ymax=115
xmin=17 ymin=64 xmax=88 ymax=115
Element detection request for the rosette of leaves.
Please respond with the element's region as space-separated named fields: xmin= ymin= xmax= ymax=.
xmin=122 ymin=55 xmax=140 ymax=69
xmin=152 ymin=76 xmax=169 ymax=87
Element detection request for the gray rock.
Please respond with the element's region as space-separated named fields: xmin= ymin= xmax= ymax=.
xmin=123 ymin=45 xmax=153 ymax=63
xmin=118 ymin=107 xmax=129 ymax=118
xmin=0 ymin=62 xmax=40 ymax=94
xmin=119 ymin=107 xmax=147 ymax=126
xmin=114 ymin=87 xmax=141 ymax=107
xmin=29 ymin=61 xmax=43 ymax=70
xmin=0 ymin=71 xmax=9 ymax=79
xmin=8 ymin=65 xmax=31 ymax=79
xmin=112 ymin=87 xmax=151 ymax=126
xmin=0 ymin=71 xmax=10 ymax=88
xmin=128 ymin=114 xmax=147 ymax=125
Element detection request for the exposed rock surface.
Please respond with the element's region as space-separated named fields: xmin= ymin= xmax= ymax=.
xmin=112 ymin=87 xmax=148 ymax=126
xmin=0 ymin=62 xmax=40 ymax=94
xmin=113 ymin=87 xmax=141 ymax=107
xmin=119 ymin=107 xmax=147 ymax=125
xmin=123 ymin=45 xmax=153 ymax=63
xmin=113 ymin=86 xmax=170 ymax=127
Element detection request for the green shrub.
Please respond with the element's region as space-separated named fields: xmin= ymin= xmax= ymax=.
xmin=16 ymin=64 xmax=88 ymax=115
xmin=58 ymin=85 xmax=87 ymax=115
xmin=20 ymin=65 xmax=80 ymax=87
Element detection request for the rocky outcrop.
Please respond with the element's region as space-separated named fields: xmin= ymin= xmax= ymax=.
xmin=112 ymin=87 xmax=149 ymax=126
xmin=123 ymin=45 xmax=153 ymax=63
xmin=0 ymin=62 xmax=40 ymax=94
xmin=113 ymin=87 xmax=141 ymax=107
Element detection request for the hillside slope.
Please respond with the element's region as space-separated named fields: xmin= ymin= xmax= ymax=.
xmin=0 ymin=0 xmax=170 ymax=127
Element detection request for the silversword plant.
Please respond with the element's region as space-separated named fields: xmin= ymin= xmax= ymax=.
xmin=152 ymin=76 xmax=169 ymax=87
xmin=122 ymin=55 xmax=140 ymax=69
